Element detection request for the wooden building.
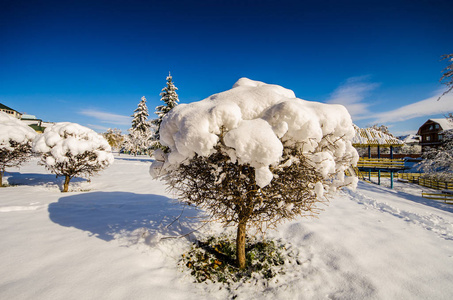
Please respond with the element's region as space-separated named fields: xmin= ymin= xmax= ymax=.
xmin=0 ymin=103 xmax=22 ymax=119
xmin=417 ymin=119 xmax=453 ymax=151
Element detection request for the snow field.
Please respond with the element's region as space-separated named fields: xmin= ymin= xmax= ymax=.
xmin=1 ymin=156 xmax=453 ymax=299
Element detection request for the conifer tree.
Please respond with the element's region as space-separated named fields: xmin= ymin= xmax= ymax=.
xmin=151 ymin=73 xmax=179 ymax=149
xmin=132 ymin=96 xmax=151 ymax=134
xmin=129 ymin=96 xmax=152 ymax=155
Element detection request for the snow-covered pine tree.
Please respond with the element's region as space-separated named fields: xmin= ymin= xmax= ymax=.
xmin=129 ymin=96 xmax=152 ymax=155
xmin=151 ymin=73 xmax=179 ymax=150
xmin=132 ymin=96 xmax=151 ymax=134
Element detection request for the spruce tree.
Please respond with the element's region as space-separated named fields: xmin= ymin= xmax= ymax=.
xmin=129 ymin=96 xmax=152 ymax=155
xmin=132 ymin=96 xmax=151 ymax=134
xmin=151 ymin=73 xmax=179 ymax=149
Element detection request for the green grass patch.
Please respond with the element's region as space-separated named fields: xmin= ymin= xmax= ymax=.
xmin=181 ymin=234 xmax=299 ymax=284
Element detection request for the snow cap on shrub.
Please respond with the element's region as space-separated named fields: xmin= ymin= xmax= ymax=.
xmin=0 ymin=111 xmax=37 ymax=150
xmin=151 ymin=78 xmax=358 ymax=188
xmin=33 ymin=122 xmax=114 ymax=166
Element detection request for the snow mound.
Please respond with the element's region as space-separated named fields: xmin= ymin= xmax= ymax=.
xmin=0 ymin=111 xmax=37 ymax=150
xmin=151 ymin=78 xmax=358 ymax=188
xmin=33 ymin=122 xmax=114 ymax=166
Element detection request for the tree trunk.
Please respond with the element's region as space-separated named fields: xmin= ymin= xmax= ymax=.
xmin=0 ymin=170 xmax=3 ymax=187
xmin=236 ymin=219 xmax=247 ymax=269
xmin=62 ymin=175 xmax=71 ymax=192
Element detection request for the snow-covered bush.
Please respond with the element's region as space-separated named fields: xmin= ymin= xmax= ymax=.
xmin=103 ymin=128 xmax=124 ymax=151
xmin=0 ymin=112 xmax=37 ymax=186
xmin=33 ymin=122 xmax=114 ymax=192
xmin=150 ymin=78 xmax=358 ymax=269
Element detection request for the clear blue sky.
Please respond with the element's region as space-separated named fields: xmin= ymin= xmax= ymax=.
xmin=1 ymin=0 xmax=452 ymax=136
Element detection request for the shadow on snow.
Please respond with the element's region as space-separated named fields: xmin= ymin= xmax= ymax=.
xmin=358 ymin=181 xmax=453 ymax=214
xmin=6 ymin=171 xmax=87 ymax=189
xmin=114 ymin=156 xmax=154 ymax=163
xmin=48 ymin=192 xmax=203 ymax=243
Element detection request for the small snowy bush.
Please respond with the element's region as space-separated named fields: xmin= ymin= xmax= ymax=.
xmin=151 ymin=78 xmax=358 ymax=269
xmin=0 ymin=112 xmax=37 ymax=186
xmin=103 ymin=128 xmax=124 ymax=151
xmin=33 ymin=122 xmax=114 ymax=192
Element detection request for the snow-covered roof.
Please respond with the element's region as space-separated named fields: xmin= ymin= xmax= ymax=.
xmin=0 ymin=103 xmax=19 ymax=112
xmin=429 ymin=118 xmax=453 ymax=131
xmin=21 ymin=114 xmax=39 ymax=120
xmin=352 ymin=125 xmax=404 ymax=147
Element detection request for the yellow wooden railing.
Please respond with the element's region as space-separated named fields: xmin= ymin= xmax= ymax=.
xmin=357 ymin=158 xmax=405 ymax=169
xmin=358 ymin=171 xmax=393 ymax=178
xmin=422 ymin=192 xmax=453 ymax=203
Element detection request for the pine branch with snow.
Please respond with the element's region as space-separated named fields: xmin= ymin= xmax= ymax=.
xmin=439 ymin=54 xmax=453 ymax=100
xmin=33 ymin=122 xmax=114 ymax=192
xmin=0 ymin=112 xmax=37 ymax=186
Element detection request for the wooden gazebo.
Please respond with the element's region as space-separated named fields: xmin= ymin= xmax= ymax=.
xmin=352 ymin=125 xmax=406 ymax=188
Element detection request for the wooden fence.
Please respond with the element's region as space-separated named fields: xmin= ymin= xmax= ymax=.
xmin=421 ymin=192 xmax=453 ymax=204
xmin=396 ymin=173 xmax=453 ymax=190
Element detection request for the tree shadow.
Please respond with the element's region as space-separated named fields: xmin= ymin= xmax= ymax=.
xmin=48 ymin=192 xmax=203 ymax=244
xmin=114 ymin=157 xmax=154 ymax=163
xmin=357 ymin=181 xmax=453 ymax=214
xmin=5 ymin=171 xmax=86 ymax=189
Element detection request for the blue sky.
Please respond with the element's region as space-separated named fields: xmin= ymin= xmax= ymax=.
xmin=1 ymin=0 xmax=452 ymax=136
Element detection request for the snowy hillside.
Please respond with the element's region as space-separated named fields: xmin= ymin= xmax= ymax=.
xmin=1 ymin=155 xmax=453 ymax=299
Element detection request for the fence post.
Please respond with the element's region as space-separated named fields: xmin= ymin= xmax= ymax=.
xmin=390 ymin=172 xmax=394 ymax=189
xmin=378 ymin=170 xmax=381 ymax=185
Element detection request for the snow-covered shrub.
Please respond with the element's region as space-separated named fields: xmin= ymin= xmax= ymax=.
xmin=150 ymin=78 xmax=358 ymax=269
xmin=33 ymin=122 xmax=114 ymax=192
xmin=0 ymin=112 xmax=37 ymax=186
xmin=103 ymin=128 xmax=124 ymax=151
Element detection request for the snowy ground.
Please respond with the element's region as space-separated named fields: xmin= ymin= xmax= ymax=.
xmin=1 ymin=155 xmax=453 ymax=299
